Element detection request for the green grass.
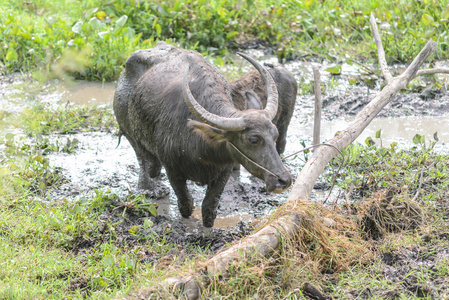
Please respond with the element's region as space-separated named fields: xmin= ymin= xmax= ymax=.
xmin=0 ymin=153 xmax=174 ymax=299
xmin=1 ymin=0 xmax=448 ymax=81
xmin=0 ymin=106 xmax=169 ymax=298
xmin=327 ymin=131 xmax=449 ymax=202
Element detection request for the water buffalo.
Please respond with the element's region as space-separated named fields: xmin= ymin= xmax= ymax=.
xmin=229 ymin=64 xmax=297 ymax=156
xmin=113 ymin=41 xmax=292 ymax=227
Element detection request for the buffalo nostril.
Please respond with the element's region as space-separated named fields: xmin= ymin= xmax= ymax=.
xmin=266 ymin=174 xmax=292 ymax=193
xmin=277 ymin=179 xmax=288 ymax=188
xmin=278 ymin=176 xmax=292 ymax=189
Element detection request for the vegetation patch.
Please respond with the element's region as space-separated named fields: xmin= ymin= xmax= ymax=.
xmin=1 ymin=0 xmax=448 ymax=81
xmin=20 ymin=105 xmax=117 ymax=135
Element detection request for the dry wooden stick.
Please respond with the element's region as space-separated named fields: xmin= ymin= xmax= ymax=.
xmin=370 ymin=13 xmax=393 ymax=83
xmin=415 ymin=68 xmax=449 ymax=78
xmin=312 ymin=67 xmax=322 ymax=150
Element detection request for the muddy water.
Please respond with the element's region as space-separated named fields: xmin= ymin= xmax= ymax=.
xmin=55 ymin=81 xmax=116 ymax=105
xmin=289 ymin=115 xmax=449 ymax=147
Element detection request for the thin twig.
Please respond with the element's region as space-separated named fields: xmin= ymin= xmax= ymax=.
xmin=313 ymin=67 xmax=322 ymax=150
xmin=386 ymin=205 xmax=407 ymax=211
xmin=414 ymin=68 xmax=449 ymax=78
xmin=411 ymin=162 xmax=435 ymax=203
xmin=411 ymin=167 xmax=425 ymax=203
xmin=369 ymin=13 xmax=393 ymax=83
xmin=344 ymin=183 xmax=354 ymax=205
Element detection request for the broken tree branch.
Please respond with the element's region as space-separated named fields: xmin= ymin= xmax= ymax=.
xmin=313 ymin=67 xmax=322 ymax=150
xmin=206 ymin=214 xmax=302 ymax=275
xmin=287 ymin=36 xmax=437 ymax=203
xmin=370 ymin=13 xmax=393 ymax=83
xmin=414 ymin=67 xmax=449 ymax=78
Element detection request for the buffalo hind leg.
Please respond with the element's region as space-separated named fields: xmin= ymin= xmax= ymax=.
xmin=126 ymin=137 xmax=162 ymax=190
xmin=136 ymin=152 xmax=169 ymax=198
xmin=276 ymin=134 xmax=287 ymax=155
xmin=202 ymin=170 xmax=232 ymax=227
xmin=165 ymin=170 xmax=194 ymax=218
xmin=136 ymin=155 xmax=162 ymax=190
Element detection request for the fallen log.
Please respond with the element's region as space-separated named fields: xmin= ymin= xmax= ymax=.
xmin=163 ymin=12 xmax=449 ymax=299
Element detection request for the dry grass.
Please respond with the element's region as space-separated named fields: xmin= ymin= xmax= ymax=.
xmin=121 ymin=187 xmax=445 ymax=299
xmin=200 ymin=189 xmax=437 ymax=298
xmin=356 ymin=189 xmax=424 ymax=240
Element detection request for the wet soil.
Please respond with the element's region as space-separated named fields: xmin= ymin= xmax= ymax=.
xmin=45 ymin=130 xmax=294 ymax=252
xmin=321 ymin=85 xmax=449 ymax=120
xmin=377 ymin=244 xmax=449 ymax=299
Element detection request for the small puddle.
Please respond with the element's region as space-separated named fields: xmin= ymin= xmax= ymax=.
xmin=153 ymin=193 xmax=255 ymax=230
xmin=54 ymin=81 xmax=116 ymax=105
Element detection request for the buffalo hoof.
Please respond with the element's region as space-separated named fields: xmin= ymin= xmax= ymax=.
xmin=202 ymin=215 xmax=215 ymax=228
xmin=178 ymin=198 xmax=194 ymax=219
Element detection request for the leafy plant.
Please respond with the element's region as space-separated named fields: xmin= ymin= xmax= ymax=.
xmin=20 ymin=105 xmax=117 ymax=135
xmin=2 ymin=0 xmax=449 ymax=81
xmin=328 ymin=132 xmax=448 ymax=201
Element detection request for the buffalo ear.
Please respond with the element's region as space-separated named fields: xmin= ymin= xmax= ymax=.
xmin=245 ymin=91 xmax=263 ymax=110
xmin=188 ymin=120 xmax=227 ymax=143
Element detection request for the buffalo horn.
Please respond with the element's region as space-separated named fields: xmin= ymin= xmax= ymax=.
xmin=237 ymin=52 xmax=279 ymax=120
xmin=182 ymin=70 xmax=246 ymax=131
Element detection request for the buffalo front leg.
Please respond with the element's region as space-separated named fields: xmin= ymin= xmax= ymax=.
xmin=202 ymin=170 xmax=232 ymax=227
xmin=165 ymin=170 xmax=194 ymax=218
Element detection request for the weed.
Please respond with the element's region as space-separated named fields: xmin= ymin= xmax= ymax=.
xmin=20 ymin=105 xmax=117 ymax=135
xmin=327 ymin=132 xmax=449 ymax=202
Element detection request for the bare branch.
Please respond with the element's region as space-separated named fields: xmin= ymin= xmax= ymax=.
xmin=415 ymin=67 xmax=449 ymax=78
xmin=401 ymin=39 xmax=437 ymax=80
xmin=313 ymin=67 xmax=322 ymax=150
xmin=370 ymin=12 xmax=393 ymax=83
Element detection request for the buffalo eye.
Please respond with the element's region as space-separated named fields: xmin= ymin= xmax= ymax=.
xmin=249 ymin=136 xmax=260 ymax=145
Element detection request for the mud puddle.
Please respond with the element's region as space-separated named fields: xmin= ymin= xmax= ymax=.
xmin=293 ymin=115 xmax=449 ymax=148
xmin=53 ymin=80 xmax=116 ymax=105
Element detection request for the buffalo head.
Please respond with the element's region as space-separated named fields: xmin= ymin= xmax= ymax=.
xmin=183 ymin=53 xmax=292 ymax=193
